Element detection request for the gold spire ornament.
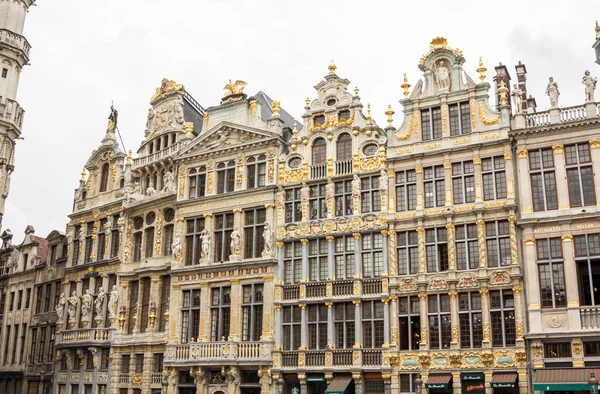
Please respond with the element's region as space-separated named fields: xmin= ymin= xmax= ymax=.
xmin=81 ymin=168 xmax=86 ymax=182
xmin=498 ymin=81 xmax=509 ymax=106
xmin=596 ymin=20 xmax=600 ymax=40
xmin=401 ymin=73 xmax=411 ymax=97
xmin=367 ymin=103 xmax=372 ymax=122
xmin=292 ymin=120 xmax=298 ymax=137
xmin=127 ymin=150 xmax=132 ymax=164
xmin=354 ymin=87 xmax=359 ymax=96
xmin=476 ymin=57 xmax=487 ymax=82
xmin=272 ymin=100 xmax=281 ymax=116
xmin=385 ymin=105 xmax=395 ymax=127
xmin=185 ymin=122 xmax=194 ymax=135
xmin=305 ymin=97 xmax=310 ymax=107
xmin=328 ymin=60 xmax=337 ymax=73
xmin=221 ymin=80 xmax=248 ymax=104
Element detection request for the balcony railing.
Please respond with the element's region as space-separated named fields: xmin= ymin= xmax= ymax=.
xmin=310 ymin=164 xmax=327 ymax=180
xmin=0 ymin=29 xmax=31 ymax=60
xmin=280 ymin=349 xmax=383 ymax=368
xmin=524 ymin=104 xmax=598 ymax=128
xmin=363 ymin=279 xmax=382 ymax=295
xmin=165 ymin=341 xmax=272 ymax=363
xmin=132 ymin=142 xmax=181 ymax=168
xmin=283 ymin=285 xmax=300 ymax=301
xmin=306 ymin=282 xmax=326 ymax=298
xmin=332 ymin=281 xmax=353 ymax=297
xmin=151 ymin=373 xmax=163 ymax=385
xmin=119 ymin=373 xmax=130 ymax=384
xmin=525 ymin=111 xmax=551 ymax=128
xmin=580 ymin=306 xmax=600 ymax=329
xmin=0 ymin=98 xmax=24 ymax=131
xmin=55 ymin=328 xmax=114 ymax=345
xmin=335 ymin=160 xmax=353 ymax=176
xmin=560 ymin=105 xmax=587 ymax=122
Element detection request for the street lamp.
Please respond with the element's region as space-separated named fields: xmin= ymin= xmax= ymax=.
xmin=589 ymin=371 xmax=599 ymax=394
xmin=413 ymin=376 xmax=423 ymax=394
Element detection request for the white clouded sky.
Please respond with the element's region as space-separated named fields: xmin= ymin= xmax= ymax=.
xmin=4 ymin=0 xmax=599 ymax=241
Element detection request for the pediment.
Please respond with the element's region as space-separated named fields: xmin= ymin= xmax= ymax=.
xmin=85 ymin=143 xmax=125 ymax=169
xmin=177 ymin=121 xmax=279 ymax=158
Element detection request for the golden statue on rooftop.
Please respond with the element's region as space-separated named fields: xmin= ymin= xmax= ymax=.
xmin=223 ymin=80 xmax=247 ymax=97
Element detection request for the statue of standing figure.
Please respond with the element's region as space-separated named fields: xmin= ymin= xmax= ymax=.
xmin=435 ymin=60 xmax=451 ymax=91
xmin=55 ymin=292 xmax=66 ymax=323
xmin=200 ymin=229 xmax=211 ymax=260
xmin=81 ymin=289 xmax=93 ymax=321
xmin=108 ymin=285 xmax=119 ymax=318
xmin=262 ymin=222 xmax=272 ymax=254
xmin=511 ymin=84 xmax=524 ymax=114
xmin=230 ymin=230 xmax=241 ymax=257
xmin=67 ymin=291 xmax=79 ymax=323
xmin=583 ymin=70 xmax=597 ymax=103
xmin=95 ymin=287 xmax=106 ymax=318
xmin=162 ymin=170 xmax=177 ymax=194
xmin=546 ymin=77 xmax=560 ymax=108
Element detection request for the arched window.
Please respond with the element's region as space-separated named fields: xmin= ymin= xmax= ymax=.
xmin=337 ymin=133 xmax=352 ymax=161
xmin=99 ymin=163 xmax=109 ymax=192
xmin=119 ymin=178 xmax=125 ymax=188
xmin=312 ymin=138 xmax=327 ymax=165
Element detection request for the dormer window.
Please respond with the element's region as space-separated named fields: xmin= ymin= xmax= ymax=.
xmin=99 ymin=163 xmax=109 ymax=193
xmin=312 ymin=138 xmax=327 ymax=166
xmin=337 ymin=133 xmax=352 ymax=161
xmin=314 ymin=115 xmax=325 ymax=126
xmin=449 ymin=102 xmax=472 ymax=136
xmin=421 ymin=107 xmax=443 ymax=141
xmin=338 ymin=110 xmax=351 ymax=121
xmin=326 ymin=98 xmax=337 ymax=107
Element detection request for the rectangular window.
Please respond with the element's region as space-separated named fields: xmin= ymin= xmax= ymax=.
xmin=398 ymin=296 xmax=420 ymax=351
xmin=423 ymin=165 xmax=445 ymax=208
xmin=537 ymin=238 xmax=566 ymax=308
xmin=16 ymin=290 xmax=22 ymax=310
xmin=565 ymin=143 xmax=595 ymax=207
xmin=127 ymin=281 xmax=139 ymax=335
xmin=399 ymin=374 xmax=422 ymax=394
xmin=133 ymin=232 xmax=142 ymax=262
xmin=309 ymin=238 xmax=328 ymax=282
xmin=334 ymin=302 xmax=355 ymax=349
xmin=335 ymin=180 xmax=353 ymax=217
xmin=30 ymin=328 xmax=37 ymax=365
xmin=110 ymin=214 xmax=120 ymax=258
xmin=362 ymin=233 xmax=384 ymax=278
xmin=242 ymin=284 xmax=263 ymax=341
xmin=73 ymin=225 xmax=81 ymax=265
xmin=334 ymin=236 xmax=355 ymax=280
xmin=309 ymin=184 xmax=327 ymax=220
xmin=25 ymin=288 xmax=31 ymax=309
xmin=1 ymin=68 xmax=7 ymax=78
xmin=216 ymin=162 xmax=235 ymax=194
xmin=308 ymin=304 xmax=328 ymax=349
xmin=44 ymin=284 xmax=51 ymax=312
xmin=459 ymin=292 xmax=482 ymax=348
xmin=452 ymin=161 xmax=475 ymax=204
xmin=3 ymin=325 xmax=10 ymax=363
xmin=449 ymin=102 xmax=472 ymax=136
xmin=158 ymin=275 xmax=170 ymax=332
xmin=163 ymin=224 xmax=174 ymax=256
xmin=545 ymin=342 xmax=572 ymax=358
xmin=180 ymin=289 xmax=201 ymax=343
xmin=135 ymin=354 xmax=144 ymax=373
xmin=362 ymin=300 xmax=384 ymax=348
xmin=283 ymin=305 xmax=302 ymax=350
xmin=84 ymin=222 xmax=93 ymax=263
xmin=34 ymin=286 xmax=42 ymax=314
xmin=455 ymin=224 xmax=479 ymax=270
xmin=428 ymin=294 xmax=451 ymax=349
xmin=101 ymin=348 xmax=109 ymax=369
xmin=529 ymin=148 xmax=558 ymax=211
xmin=284 ymin=241 xmax=303 ymax=284
xmin=97 ymin=218 xmax=107 ymax=261
xmin=38 ymin=326 xmax=46 ymax=363
xmin=50 ymin=245 xmax=57 ymax=265
xmin=47 ymin=326 xmax=55 ymax=363
xmin=397 ymin=231 xmax=419 ymax=275
xmin=188 ymin=166 xmax=206 ymax=198
xmin=247 ymin=157 xmax=267 ymax=189
xmin=482 ymin=156 xmax=507 ymax=200
xmin=395 ymin=170 xmax=417 ymax=212
xmin=426 ymin=227 xmax=448 ymax=273
xmin=144 ymin=227 xmax=155 ymax=258
xmin=153 ymin=353 xmax=163 ymax=373
xmin=575 ymin=234 xmax=600 ymax=306
xmin=210 ymin=287 xmax=231 ymax=341
xmin=139 ymin=277 xmax=151 ymax=333
xmin=285 ymin=187 xmax=302 ymax=223
xmin=9 ymin=291 xmax=14 ymax=312
xmin=214 ymin=212 xmax=234 ymax=262
xmin=421 ymin=107 xmax=443 ymax=141
xmin=11 ymin=324 xmax=18 ymax=363
xmin=121 ymin=355 xmax=130 ymax=374
xmin=19 ymin=323 xmax=26 ymax=363
xmin=361 ymin=176 xmax=381 ymax=213
xmin=185 ymin=217 xmax=205 ymax=266
xmin=485 ymin=221 xmax=510 ymax=268
xmin=53 ymin=282 xmax=60 ymax=311
xmin=490 ymin=290 xmax=516 ymax=347
xmin=244 ymin=208 xmax=266 ymax=259
xmin=0 ymin=291 xmax=5 ymax=316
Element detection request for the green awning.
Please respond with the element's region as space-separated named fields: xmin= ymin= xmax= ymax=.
xmin=325 ymin=376 xmax=352 ymax=394
xmin=425 ymin=375 xmax=452 ymax=389
xmin=534 ymin=368 xmax=599 ymax=391
xmin=491 ymin=373 xmax=518 ymax=388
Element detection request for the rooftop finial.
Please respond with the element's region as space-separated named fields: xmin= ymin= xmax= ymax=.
xmin=80 ymin=168 xmax=86 ymax=182
xmin=401 ymin=73 xmax=411 ymax=97
xmin=476 ymin=56 xmax=487 ymax=82
xmin=385 ymin=105 xmax=395 ymax=127
xmin=292 ymin=120 xmax=298 ymax=136
xmin=328 ymin=60 xmax=337 ymax=73
xmin=127 ymin=150 xmax=132 ymax=164
xmin=272 ymin=100 xmax=281 ymax=116
xmin=305 ymin=97 xmax=310 ymax=107
xmin=354 ymin=86 xmax=359 ymax=96
xmin=596 ymin=20 xmax=600 ymax=40
xmin=367 ymin=103 xmax=372 ymax=122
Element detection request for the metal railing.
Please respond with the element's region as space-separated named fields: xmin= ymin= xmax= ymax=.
xmin=306 ymin=282 xmax=326 ymax=298
xmin=283 ymin=285 xmax=300 ymax=301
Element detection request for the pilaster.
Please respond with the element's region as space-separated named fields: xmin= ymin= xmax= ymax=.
xmin=552 ymin=144 xmax=569 ymax=210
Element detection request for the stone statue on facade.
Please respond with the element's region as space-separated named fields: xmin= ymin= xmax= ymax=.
xmin=67 ymin=291 xmax=79 ymax=323
xmin=146 ymin=183 xmax=156 ymax=197
xmin=162 ymin=170 xmax=177 ymax=194
xmin=546 ymin=77 xmax=560 ymax=108
xmin=276 ymin=186 xmax=285 ymax=209
xmin=108 ymin=285 xmax=119 ymax=318
xmin=55 ymin=292 xmax=66 ymax=323
xmin=511 ymin=84 xmax=523 ymax=114
xmin=108 ymin=105 xmax=118 ymax=130
xmin=301 ymin=182 xmax=310 ymax=202
xmin=171 ymin=235 xmax=182 ymax=262
xmin=125 ymin=181 xmax=142 ymax=204
xmin=434 ymin=60 xmax=451 ymax=91
xmin=583 ymin=70 xmax=597 ymax=103
xmin=117 ymin=215 xmax=125 ymax=235
xmin=88 ymin=347 xmax=100 ymax=369
xmin=262 ymin=222 xmax=272 ymax=254
xmin=326 ymin=178 xmax=335 ymax=200
xmin=103 ymin=217 xmax=112 ymax=236
xmin=95 ymin=287 xmax=106 ymax=317
xmin=200 ymin=229 xmax=211 ymax=260
xmin=230 ymin=230 xmax=241 ymax=257
xmin=81 ymin=289 xmax=93 ymax=322
xmin=62 ymin=350 xmax=74 ymax=369
xmin=379 ymin=169 xmax=388 ymax=194
xmin=352 ymin=174 xmax=361 ymax=195
xmin=78 ymin=227 xmax=86 ymax=243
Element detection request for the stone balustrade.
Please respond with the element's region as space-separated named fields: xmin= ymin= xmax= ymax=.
xmin=165 ymin=341 xmax=273 ymax=363
xmin=132 ymin=142 xmax=181 ymax=168
xmin=0 ymin=98 xmax=24 ymax=131
xmin=55 ymin=328 xmax=114 ymax=345
xmin=151 ymin=372 xmax=163 ymax=385
xmin=0 ymin=29 xmax=31 ymax=60
xmin=580 ymin=306 xmax=600 ymax=329
xmin=523 ymin=103 xmax=598 ymax=128
xmin=281 ymin=279 xmax=384 ymax=302
xmin=279 ymin=349 xmax=383 ymax=368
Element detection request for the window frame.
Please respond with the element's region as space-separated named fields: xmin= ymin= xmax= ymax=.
xmin=537 ymin=238 xmax=567 ymax=308
xmin=565 ymin=143 xmax=595 ymax=208
xmin=395 ymin=170 xmax=417 ymax=212
xmin=210 ymin=286 xmax=231 ymax=341
xmin=243 ymin=208 xmax=266 ymax=259
xmin=423 ymin=165 xmax=445 ymax=208
xmin=529 ymin=148 xmax=558 ymax=211
xmin=452 ymin=161 xmax=475 ymax=205
xmin=241 ymin=283 xmax=263 ymax=342
xmin=428 ymin=294 xmax=451 ymax=350
xmin=482 ymin=156 xmax=507 ymax=201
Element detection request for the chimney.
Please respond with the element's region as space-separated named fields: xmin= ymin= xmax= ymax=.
xmin=493 ymin=63 xmax=512 ymax=109
xmin=515 ymin=62 xmax=530 ymax=113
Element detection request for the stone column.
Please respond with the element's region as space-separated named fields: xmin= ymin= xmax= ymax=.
xmin=78 ymin=222 xmax=86 ymax=265
xmin=387 ymin=169 xmax=396 ymax=213
xmin=274 ymin=305 xmax=283 ymax=349
xmin=299 ymin=373 xmax=307 ymax=394
xmin=198 ymin=282 xmax=209 ymax=341
xmin=119 ymin=281 xmax=130 ymax=333
xmin=476 ymin=218 xmax=487 ymax=268
xmin=449 ymin=290 xmax=459 ymax=349
xmin=415 ymin=164 xmax=424 ymax=210
xmin=516 ymin=149 xmax=532 ymax=214
xmin=452 ymin=371 xmax=461 ymax=394
xmin=446 ymin=223 xmax=456 ymax=271
xmin=277 ymin=242 xmax=285 ymax=281
xmin=353 ymin=372 xmax=363 ymax=394
xmin=300 ymin=303 xmax=307 ymax=349
xmin=522 ymin=237 xmax=541 ymax=333
xmin=147 ymin=275 xmax=161 ymax=332
xmin=75 ymin=279 xmax=83 ymax=329
xmin=91 ymin=215 xmax=99 ymax=262
xmin=108 ymin=353 xmax=122 ymax=394
xmin=562 ymin=234 xmax=582 ymax=330
xmin=383 ymin=298 xmax=390 ymax=347
xmin=142 ymin=351 xmax=153 ymax=393
xmin=326 ymin=236 xmax=334 ymax=279
xmin=262 ymin=275 xmax=274 ymax=341
xmin=480 ymin=288 xmax=491 ymax=347
xmin=353 ymin=300 xmax=362 ymax=347
xmin=264 ymin=203 xmax=276 ymax=258
xmin=484 ymin=370 xmax=492 ymax=394
xmin=443 ymin=159 xmax=452 ymax=207
xmin=418 ymin=292 xmax=428 ymax=350
xmin=416 ymin=227 xmax=426 ymax=273
xmin=232 ymin=209 xmax=244 ymax=261
xmin=301 ymin=238 xmax=309 ymax=282
xmin=326 ymin=302 xmax=334 ymax=348
xmin=589 ymin=139 xmax=600 ymax=205
xmin=203 ymin=213 xmax=214 ymax=263
xmin=504 ymin=151 xmax=516 ymax=202
xmin=129 ymin=354 xmax=137 ymax=394
xmin=473 ymin=156 xmax=483 ymax=203
xmin=229 ymin=278 xmax=241 ymax=341
xmin=388 ymin=228 xmax=397 ymax=276
xmin=133 ymin=280 xmax=143 ymax=334
xmin=552 ymin=144 xmax=570 ymax=210
xmin=390 ymin=296 xmax=398 ymax=347
xmin=508 ymin=216 xmax=519 ymax=267
xmin=381 ymin=230 xmax=389 ymax=275
xmin=353 ymin=233 xmax=362 ymax=278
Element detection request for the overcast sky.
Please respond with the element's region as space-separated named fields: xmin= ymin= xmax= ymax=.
xmin=4 ymin=0 xmax=599 ymax=242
